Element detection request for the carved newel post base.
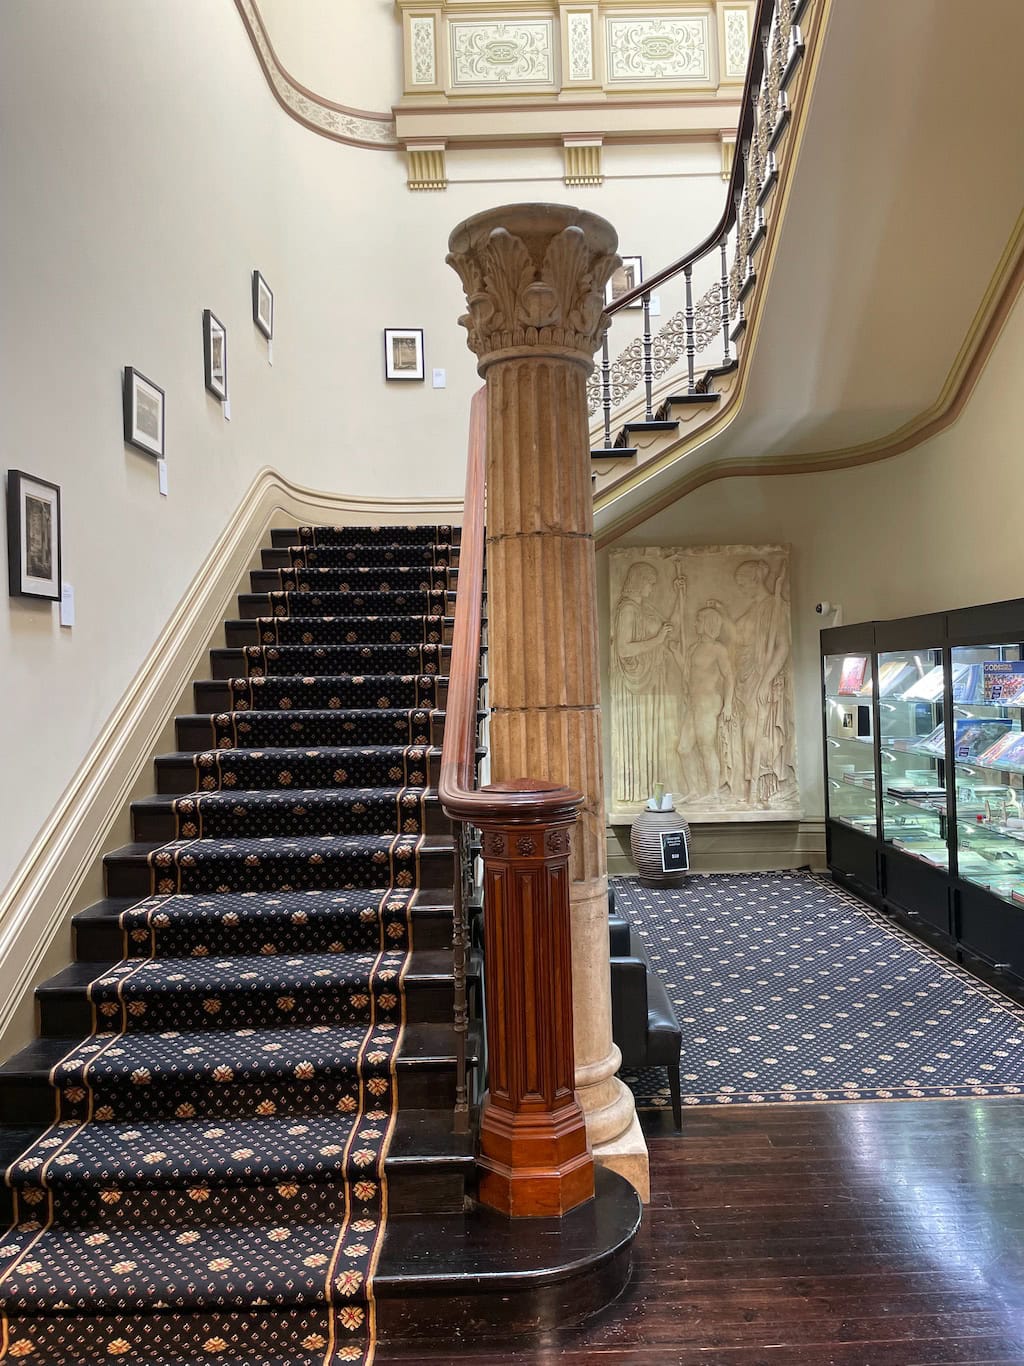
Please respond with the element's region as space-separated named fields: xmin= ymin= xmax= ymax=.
xmin=475 ymin=782 xmax=594 ymax=1217
xmin=448 ymin=204 xmax=650 ymax=1201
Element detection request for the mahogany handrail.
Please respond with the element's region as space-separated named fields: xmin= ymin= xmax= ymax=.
xmin=604 ymin=0 xmax=779 ymax=315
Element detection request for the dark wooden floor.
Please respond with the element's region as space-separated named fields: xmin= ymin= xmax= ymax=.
xmin=380 ymin=1099 xmax=1024 ymax=1364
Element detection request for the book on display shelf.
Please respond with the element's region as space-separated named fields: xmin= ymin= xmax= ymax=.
xmin=952 ymin=718 xmax=1012 ymax=760
xmin=975 ymin=731 xmax=1024 ymax=770
xmin=837 ymin=656 xmax=869 ymax=694
xmin=952 ymin=663 xmax=985 ymax=703
xmin=983 ymin=660 xmax=1024 ymax=703
xmin=866 ymin=660 xmax=919 ymax=697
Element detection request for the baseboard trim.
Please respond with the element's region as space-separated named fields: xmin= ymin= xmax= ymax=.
xmin=607 ymin=819 xmax=827 ymax=877
xmin=0 ymin=468 xmax=462 ymax=1055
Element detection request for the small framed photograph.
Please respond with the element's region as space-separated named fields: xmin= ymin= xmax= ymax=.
xmin=122 ymin=366 xmax=165 ymax=458
xmin=203 ymin=309 xmax=228 ymax=400
xmin=606 ymin=256 xmax=644 ymax=307
xmin=6 ymin=470 xmax=61 ymax=600
xmin=252 ymin=270 xmax=273 ymax=339
xmin=384 ymin=328 xmax=425 ymax=381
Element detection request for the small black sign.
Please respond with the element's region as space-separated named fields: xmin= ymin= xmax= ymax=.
xmin=660 ymin=829 xmax=689 ymax=873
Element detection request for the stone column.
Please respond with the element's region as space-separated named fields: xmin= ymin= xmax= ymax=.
xmin=447 ymin=203 xmax=649 ymax=1198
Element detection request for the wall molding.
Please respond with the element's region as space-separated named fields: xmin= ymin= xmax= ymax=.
xmin=0 ymin=468 xmax=462 ymax=1055
xmin=235 ymin=0 xmax=398 ymax=149
xmin=607 ymin=819 xmax=827 ymax=876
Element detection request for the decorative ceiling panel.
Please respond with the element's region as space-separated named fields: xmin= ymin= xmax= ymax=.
xmin=606 ymin=15 xmax=710 ymax=83
xmin=449 ymin=19 xmax=556 ymax=87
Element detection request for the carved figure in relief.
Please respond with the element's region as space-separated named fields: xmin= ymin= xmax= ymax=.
xmin=609 ymin=544 xmax=799 ymax=819
xmin=611 ymin=562 xmax=681 ymax=803
xmin=677 ymin=591 xmax=735 ymax=801
xmin=707 ymin=558 xmax=794 ymax=806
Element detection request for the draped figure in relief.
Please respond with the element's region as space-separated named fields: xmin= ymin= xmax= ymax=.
xmin=611 ymin=561 xmax=681 ymax=804
xmin=708 ymin=558 xmax=794 ymax=806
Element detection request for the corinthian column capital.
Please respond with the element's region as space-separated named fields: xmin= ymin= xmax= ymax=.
xmin=446 ymin=202 xmax=619 ymax=374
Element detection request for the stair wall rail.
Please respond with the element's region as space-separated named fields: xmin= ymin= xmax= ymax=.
xmin=439 ymin=387 xmax=595 ymax=1218
xmin=589 ymin=0 xmax=809 ymax=448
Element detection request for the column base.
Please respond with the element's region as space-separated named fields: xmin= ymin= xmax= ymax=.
xmin=591 ymin=1111 xmax=651 ymax=1204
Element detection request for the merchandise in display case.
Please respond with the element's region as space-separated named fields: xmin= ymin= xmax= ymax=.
xmin=821 ymin=598 xmax=1024 ymax=980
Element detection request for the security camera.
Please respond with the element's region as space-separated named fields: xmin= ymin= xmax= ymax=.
xmin=815 ymin=601 xmax=832 ymax=616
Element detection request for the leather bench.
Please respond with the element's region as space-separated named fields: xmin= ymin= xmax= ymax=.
xmin=609 ymin=919 xmax=682 ymax=1129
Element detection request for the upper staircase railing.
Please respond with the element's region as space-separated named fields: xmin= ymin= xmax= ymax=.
xmin=590 ymin=0 xmax=809 ymax=450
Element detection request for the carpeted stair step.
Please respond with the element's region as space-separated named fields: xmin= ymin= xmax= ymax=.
xmin=194 ymin=672 xmax=450 ymax=714
xmin=175 ymin=706 xmax=447 ymax=752
xmin=73 ymin=888 xmax=459 ymax=960
xmin=103 ymin=833 xmax=454 ymax=896
xmin=261 ymin=544 xmax=458 ymax=572
xmin=154 ymin=745 xmax=453 ymax=796
xmin=249 ymin=565 xmax=456 ymax=594
xmin=0 ymin=1306 xmax=345 ymax=1365
xmin=0 ymin=1022 xmax=482 ymax=1131
xmin=236 ymin=588 xmax=456 ymax=619
xmin=223 ymin=615 xmax=454 ymax=648
xmin=130 ymin=787 xmax=448 ymax=842
xmin=34 ymin=947 xmax=474 ymax=1037
xmin=209 ymin=642 xmax=453 ymax=679
xmin=271 ymin=524 xmax=461 ymax=549
xmin=5 ymin=1107 xmax=474 ymax=1227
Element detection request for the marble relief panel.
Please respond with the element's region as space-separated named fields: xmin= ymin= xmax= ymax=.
xmin=609 ymin=545 xmax=799 ymax=820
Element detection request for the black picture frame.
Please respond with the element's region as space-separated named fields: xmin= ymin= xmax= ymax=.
xmin=122 ymin=366 xmax=165 ymax=458
xmin=203 ymin=309 xmax=228 ymax=400
xmin=383 ymin=327 xmax=425 ymax=381
xmin=252 ymin=270 xmax=273 ymax=339
xmin=6 ymin=469 xmax=61 ymax=601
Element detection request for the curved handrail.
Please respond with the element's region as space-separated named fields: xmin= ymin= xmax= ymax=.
xmin=439 ymin=387 xmax=583 ymax=826
xmin=605 ymin=0 xmax=776 ymax=315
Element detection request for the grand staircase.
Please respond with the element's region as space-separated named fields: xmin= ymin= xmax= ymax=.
xmin=0 ymin=523 xmax=482 ymax=1363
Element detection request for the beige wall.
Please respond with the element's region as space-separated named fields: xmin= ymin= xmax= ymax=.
xmin=0 ymin=0 xmax=724 ymax=901
xmin=600 ymin=282 xmax=1024 ymax=835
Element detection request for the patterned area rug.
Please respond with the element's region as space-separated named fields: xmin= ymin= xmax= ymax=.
xmin=0 ymin=523 xmax=458 ymax=1365
xmin=614 ymin=870 xmax=1024 ymax=1111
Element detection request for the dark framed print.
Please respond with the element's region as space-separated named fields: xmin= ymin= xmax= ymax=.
xmin=122 ymin=366 xmax=165 ymax=458
xmin=606 ymin=255 xmax=644 ymax=307
xmin=7 ymin=470 xmax=61 ymax=600
xmin=252 ymin=270 xmax=273 ymax=339
xmin=203 ymin=309 xmax=228 ymax=400
xmin=384 ymin=328 xmax=424 ymax=381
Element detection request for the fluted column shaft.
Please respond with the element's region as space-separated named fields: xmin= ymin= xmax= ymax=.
xmin=447 ymin=205 xmax=648 ymax=1187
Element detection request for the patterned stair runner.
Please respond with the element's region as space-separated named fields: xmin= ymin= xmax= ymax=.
xmin=0 ymin=524 xmax=461 ymax=1365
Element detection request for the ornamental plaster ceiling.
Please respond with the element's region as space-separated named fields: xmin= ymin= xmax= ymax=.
xmin=595 ymin=0 xmax=1024 ymax=538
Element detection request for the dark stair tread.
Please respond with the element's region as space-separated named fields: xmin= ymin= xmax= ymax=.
xmin=270 ymin=527 xmax=462 ymax=547
xmin=591 ymin=446 xmax=638 ymax=460
xmin=659 ymin=391 xmax=722 ymax=406
xmin=34 ymin=948 xmax=472 ymax=1003
xmin=0 ymin=1021 xmax=480 ymax=1086
xmin=73 ymin=886 xmax=458 ymax=928
xmin=373 ymin=1167 xmax=641 ymax=1292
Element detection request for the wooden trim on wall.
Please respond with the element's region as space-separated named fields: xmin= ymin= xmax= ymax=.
xmin=0 ymin=468 xmax=461 ymax=1056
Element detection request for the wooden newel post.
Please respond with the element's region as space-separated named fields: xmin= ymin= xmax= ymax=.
xmin=475 ymin=780 xmax=594 ymax=1217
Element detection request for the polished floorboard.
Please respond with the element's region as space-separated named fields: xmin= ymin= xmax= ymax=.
xmin=379 ymin=1099 xmax=1024 ymax=1364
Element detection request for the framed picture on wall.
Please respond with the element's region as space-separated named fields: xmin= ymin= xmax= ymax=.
xmin=384 ymin=328 xmax=424 ymax=381
xmin=252 ymin=270 xmax=273 ymax=339
xmin=122 ymin=366 xmax=165 ymax=458
xmin=203 ymin=309 xmax=228 ymax=400
xmin=606 ymin=256 xmax=643 ymax=307
xmin=6 ymin=470 xmax=61 ymax=600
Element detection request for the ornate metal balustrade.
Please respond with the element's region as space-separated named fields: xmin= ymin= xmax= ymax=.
xmin=589 ymin=0 xmax=810 ymax=448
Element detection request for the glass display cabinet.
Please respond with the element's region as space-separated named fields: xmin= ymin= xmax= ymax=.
xmin=821 ymin=599 xmax=1024 ymax=981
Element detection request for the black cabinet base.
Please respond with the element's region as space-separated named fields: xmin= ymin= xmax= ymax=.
xmin=882 ymin=847 xmax=952 ymax=938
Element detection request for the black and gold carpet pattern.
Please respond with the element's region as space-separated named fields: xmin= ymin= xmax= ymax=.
xmin=0 ymin=525 xmax=458 ymax=1365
